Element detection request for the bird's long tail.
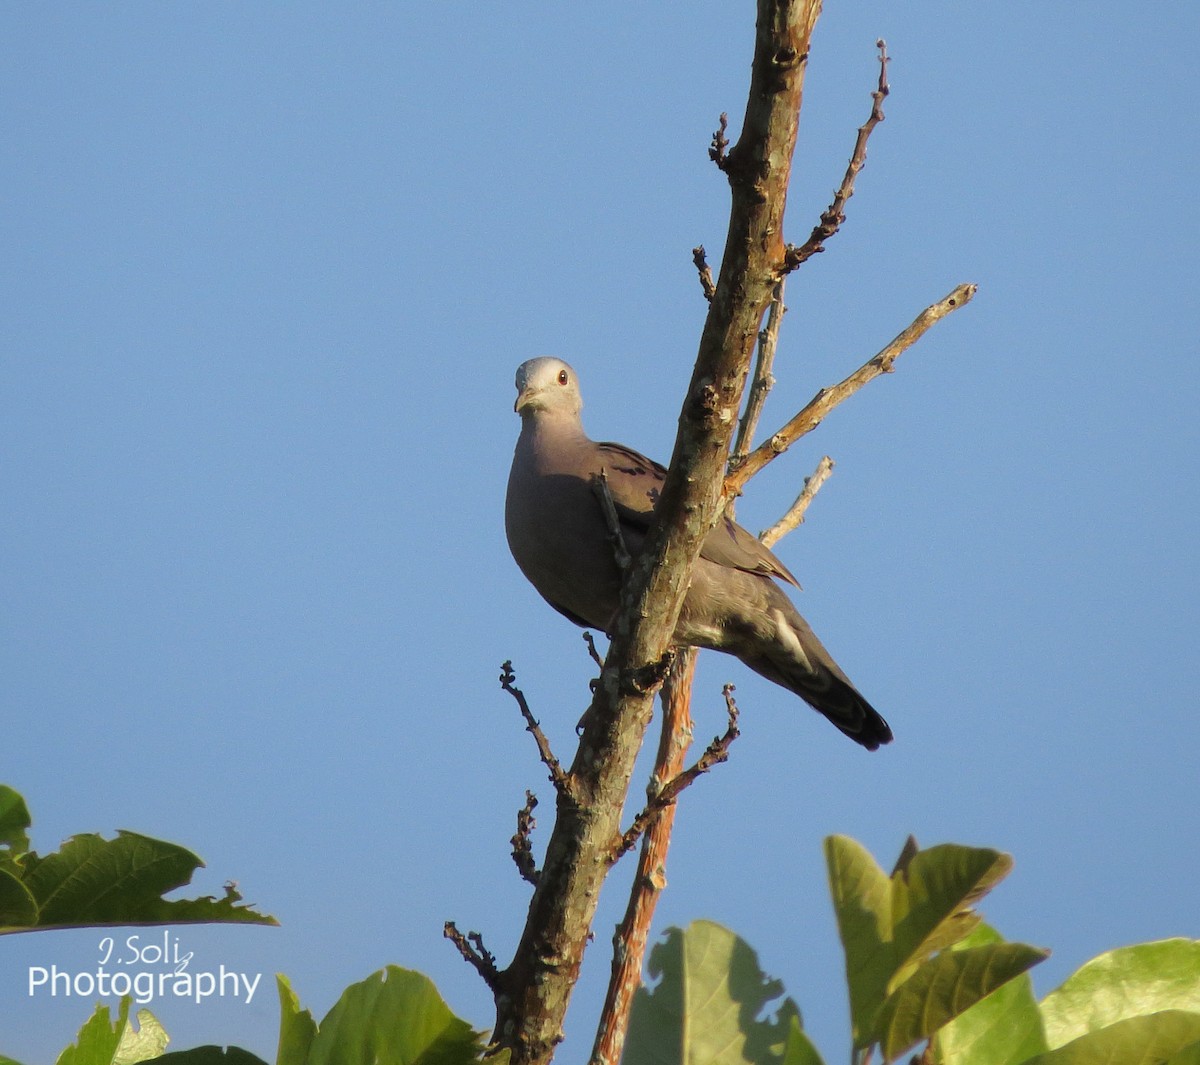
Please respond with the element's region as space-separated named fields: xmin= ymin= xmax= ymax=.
xmin=741 ymin=594 xmax=894 ymax=751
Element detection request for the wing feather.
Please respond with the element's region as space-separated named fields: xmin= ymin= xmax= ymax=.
xmin=595 ymin=441 xmax=800 ymax=587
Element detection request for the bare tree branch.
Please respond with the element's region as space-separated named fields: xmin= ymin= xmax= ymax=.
xmin=783 ymin=39 xmax=891 ymax=273
xmin=590 ymin=650 xmax=698 ymax=1065
xmin=760 ymin=453 xmax=835 ymax=547
xmin=732 ymin=279 xmax=786 ymax=473
xmin=607 ymin=684 xmax=740 ymax=864
xmin=582 ymin=631 xmax=604 ymax=670
xmin=692 ymin=246 xmax=717 ymax=302
xmin=725 ymin=283 xmax=977 ymax=500
xmin=492 ymin=5 xmax=823 ymax=1060
xmin=511 ymin=790 xmax=540 ymax=887
xmin=500 ymin=661 xmax=570 ymax=796
xmin=444 ymin=922 xmax=501 ymax=992
xmin=708 ymin=112 xmax=730 ymax=169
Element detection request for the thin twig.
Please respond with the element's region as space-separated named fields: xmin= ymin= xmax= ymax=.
xmin=607 ymin=684 xmax=740 ymax=864
xmin=692 ymin=246 xmax=717 ymax=303
xmin=444 ymin=922 xmax=501 ymax=992
xmin=759 ymin=454 xmax=834 ymax=547
xmin=783 ymin=40 xmax=890 ymax=273
xmin=591 ymin=471 xmax=631 ymax=572
xmin=590 ymin=650 xmax=697 ymax=1065
xmin=732 ymin=279 xmax=786 ymax=473
xmin=511 ymin=790 xmax=540 ymax=887
xmin=582 ymin=632 xmax=606 ymax=713
xmin=500 ymin=661 xmax=570 ymax=794
xmin=725 ymin=283 xmax=977 ymax=499
xmin=708 ymin=112 xmax=730 ymax=169
xmin=582 ymin=631 xmax=604 ymax=669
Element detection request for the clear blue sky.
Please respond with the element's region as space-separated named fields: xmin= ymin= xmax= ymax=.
xmin=3 ymin=3 xmax=1198 ymax=1061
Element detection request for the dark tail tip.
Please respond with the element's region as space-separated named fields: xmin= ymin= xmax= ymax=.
xmin=734 ymin=642 xmax=894 ymax=750
xmin=810 ymin=679 xmax=893 ymax=750
xmin=849 ymin=705 xmax=894 ymax=751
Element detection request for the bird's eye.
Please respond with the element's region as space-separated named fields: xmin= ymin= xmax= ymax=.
xmin=557 ymin=370 xmax=569 ymax=385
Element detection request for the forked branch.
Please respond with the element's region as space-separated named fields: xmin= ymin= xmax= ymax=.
xmin=607 ymin=685 xmax=740 ymax=864
xmin=444 ymin=922 xmax=501 ymax=993
xmin=725 ymin=283 xmax=977 ymax=499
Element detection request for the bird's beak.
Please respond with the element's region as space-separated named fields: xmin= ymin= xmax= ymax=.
xmin=514 ymin=387 xmax=534 ymax=414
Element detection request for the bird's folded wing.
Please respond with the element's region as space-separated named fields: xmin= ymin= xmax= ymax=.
xmin=596 ymin=440 xmax=800 ymax=588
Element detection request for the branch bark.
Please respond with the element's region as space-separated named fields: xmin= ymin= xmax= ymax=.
xmin=589 ymin=649 xmax=698 ymax=1065
xmin=491 ymin=4 xmax=823 ymax=1061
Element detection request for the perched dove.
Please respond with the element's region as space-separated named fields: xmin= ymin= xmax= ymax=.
xmin=505 ymin=357 xmax=893 ymax=750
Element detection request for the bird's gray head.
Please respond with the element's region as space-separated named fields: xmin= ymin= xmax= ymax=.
xmin=513 ymin=357 xmax=583 ymax=417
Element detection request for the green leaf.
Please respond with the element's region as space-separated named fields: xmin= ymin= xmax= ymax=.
xmin=0 ymin=788 xmax=274 ymax=934
xmin=5 ymin=832 xmax=276 ymax=933
xmin=780 ymin=1014 xmax=826 ymax=1065
xmin=625 ymin=920 xmax=815 ymax=1065
xmin=56 ymin=997 xmax=131 ymax=1065
xmin=141 ymin=878 xmax=277 ymax=926
xmin=931 ymin=927 xmax=1049 ymax=1065
xmin=25 ymin=831 xmax=204 ymax=922
xmin=1039 ymin=940 xmax=1200 ymax=1050
xmin=306 ymin=965 xmax=484 ymax=1065
xmin=0 ymin=1055 xmax=32 ymax=1065
xmin=0 ymin=864 xmax=38 ymax=926
xmin=889 ymin=844 xmax=1013 ymax=984
xmin=825 ymin=837 xmax=1020 ymax=1051
xmin=114 ymin=1009 xmax=169 ymax=1063
xmin=825 ymin=835 xmax=894 ymax=1047
xmin=157 ymin=1049 xmax=268 ymax=1064
xmin=877 ymin=942 xmax=1049 ymax=1062
xmin=0 ymin=786 xmax=31 ymax=856
xmin=1166 ymin=1040 xmax=1200 ymax=1065
xmin=276 ymin=973 xmax=318 ymax=1065
xmin=1021 ymin=1010 xmax=1200 ymax=1065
